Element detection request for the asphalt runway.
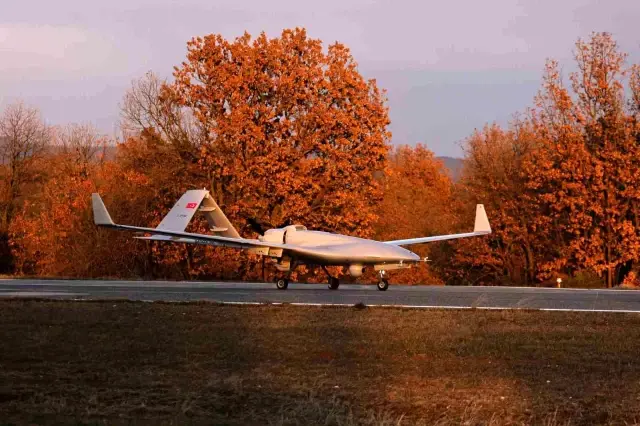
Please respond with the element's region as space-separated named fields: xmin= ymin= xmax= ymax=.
xmin=2 ymin=279 xmax=640 ymax=312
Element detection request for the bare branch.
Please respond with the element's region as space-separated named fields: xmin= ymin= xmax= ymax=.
xmin=0 ymin=101 xmax=50 ymax=228
xmin=53 ymin=123 xmax=107 ymax=165
xmin=120 ymin=72 xmax=204 ymax=159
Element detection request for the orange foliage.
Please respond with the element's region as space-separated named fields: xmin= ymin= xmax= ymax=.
xmin=447 ymin=123 xmax=545 ymax=286
xmin=167 ymin=28 xmax=390 ymax=238
xmin=374 ymin=144 xmax=455 ymax=284
xmin=452 ymin=33 xmax=640 ymax=287
xmin=526 ymin=33 xmax=640 ymax=287
xmin=9 ymin=155 xmax=151 ymax=277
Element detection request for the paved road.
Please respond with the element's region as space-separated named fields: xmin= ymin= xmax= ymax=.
xmin=2 ymin=278 xmax=640 ymax=312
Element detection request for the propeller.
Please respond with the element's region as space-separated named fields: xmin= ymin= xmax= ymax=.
xmin=246 ymin=217 xmax=267 ymax=236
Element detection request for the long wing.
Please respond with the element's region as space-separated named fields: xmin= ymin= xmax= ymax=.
xmin=91 ymin=193 xmax=289 ymax=251
xmin=385 ymin=204 xmax=491 ymax=246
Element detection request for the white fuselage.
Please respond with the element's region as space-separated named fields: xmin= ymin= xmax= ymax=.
xmin=260 ymin=226 xmax=420 ymax=265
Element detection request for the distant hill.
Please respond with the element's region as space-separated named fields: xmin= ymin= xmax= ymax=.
xmin=437 ymin=156 xmax=464 ymax=181
xmin=85 ymin=146 xmax=467 ymax=182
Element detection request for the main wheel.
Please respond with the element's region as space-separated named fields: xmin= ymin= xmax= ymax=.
xmin=276 ymin=278 xmax=289 ymax=290
xmin=377 ymin=279 xmax=389 ymax=291
xmin=328 ymin=277 xmax=340 ymax=290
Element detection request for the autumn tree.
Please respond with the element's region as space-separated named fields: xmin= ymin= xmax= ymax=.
xmin=447 ymin=123 xmax=547 ymax=286
xmin=0 ymin=102 xmax=49 ymax=272
xmin=80 ymin=28 xmax=390 ymax=281
xmin=9 ymin=156 xmax=155 ymax=277
xmin=109 ymin=28 xmax=390 ymax=281
xmin=526 ymin=32 xmax=640 ymax=287
xmin=112 ymin=132 xmax=235 ymax=280
xmin=446 ymin=32 xmax=640 ymax=288
xmin=6 ymin=117 xmax=151 ymax=278
xmin=631 ymin=65 xmax=640 ymax=116
xmin=166 ymin=28 xmax=390 ymax=240
xmin=374 ymin=144 xmax=455 ymax=284
xmin=118 ymin=73 xmax=222 ymax=278
xmin=118 ymin=73 xmax=256 ymax=279
xmin=121 ymin=71 xmax=205 ymax=161
xmin=53 ymin=123 xmax=107 ymax=171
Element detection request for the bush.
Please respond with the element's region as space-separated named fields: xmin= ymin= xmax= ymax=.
xmin=562 ymin=271 xmax=603 ymax=289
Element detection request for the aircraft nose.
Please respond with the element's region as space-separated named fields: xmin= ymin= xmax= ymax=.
xmin=407 ymin=251 xmax=421 ymax=261
xmin=394 ymin=246 xmax=420 ymax=262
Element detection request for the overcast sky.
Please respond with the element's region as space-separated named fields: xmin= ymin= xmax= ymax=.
xmin=1 ymin=0 xmax=639 ymax=156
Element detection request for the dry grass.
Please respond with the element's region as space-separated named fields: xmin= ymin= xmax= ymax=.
xmin=1 ymin=300 xmax=640 ymax=425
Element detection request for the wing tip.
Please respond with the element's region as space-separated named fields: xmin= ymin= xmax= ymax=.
xmin=474 ymin=204 xmax=491 ymax=234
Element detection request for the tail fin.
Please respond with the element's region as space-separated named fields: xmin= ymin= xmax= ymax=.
xmin=92 ymin=189 xmax=241 ymax=239
xmin=156 ymin=189 xmax=209 ymax=232
xmin=142 ymin=190 xmax=241 ymax=238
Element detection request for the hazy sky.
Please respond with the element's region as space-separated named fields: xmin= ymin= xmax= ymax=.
xmin=1 ymin=0 xmax=639 ymax=156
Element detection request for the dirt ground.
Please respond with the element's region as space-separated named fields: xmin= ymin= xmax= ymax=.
xmin=1 ymin=300 xmax=640 ymax=425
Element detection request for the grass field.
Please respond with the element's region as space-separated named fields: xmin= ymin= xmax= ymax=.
xmin=1 ymin=300 xmax=640 ymax=425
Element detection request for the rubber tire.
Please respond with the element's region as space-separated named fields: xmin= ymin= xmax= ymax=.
xmin=328 ymin=277 xmax=340 ymax=290
xmin=377 ymin=279 xmax=389 ymax=291
xmin=276 ymin=278 xmax=289 ymax=290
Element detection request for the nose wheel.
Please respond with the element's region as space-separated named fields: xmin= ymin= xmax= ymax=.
xmin=377 ymin=270 xmax=389 ymax=291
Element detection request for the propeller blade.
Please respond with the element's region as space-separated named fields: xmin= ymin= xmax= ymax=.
xmin=246 ymin=217 xmax=267 ymax=235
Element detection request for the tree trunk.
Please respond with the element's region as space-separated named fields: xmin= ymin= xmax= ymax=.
xmin=603 ymin=185 xmax=613 ymax=288
xmin=523 ymin=241 xmax=536 ymax=286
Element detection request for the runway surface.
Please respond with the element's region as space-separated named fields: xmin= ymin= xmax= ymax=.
xmin=2 ymin=279 xmax=640 ymax=312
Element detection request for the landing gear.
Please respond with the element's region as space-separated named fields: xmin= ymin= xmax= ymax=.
xmin=377 ymin=279 xmax=389 ymax=291
xmin=322 ymin=266 xmax=340 ymax=290
xmin=276 ymin=278 xmax=289 ymax=290
xmin=328 ymin=277 xmax=340 ymax=290
xmin=275 ymin=260 xmax=297 ymax=290
xmin=377 ymin=270 xmax=389 ymax=291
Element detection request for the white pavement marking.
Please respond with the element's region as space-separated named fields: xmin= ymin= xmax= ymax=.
xmin=0 ymin=291 xmax=87 ymax=297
